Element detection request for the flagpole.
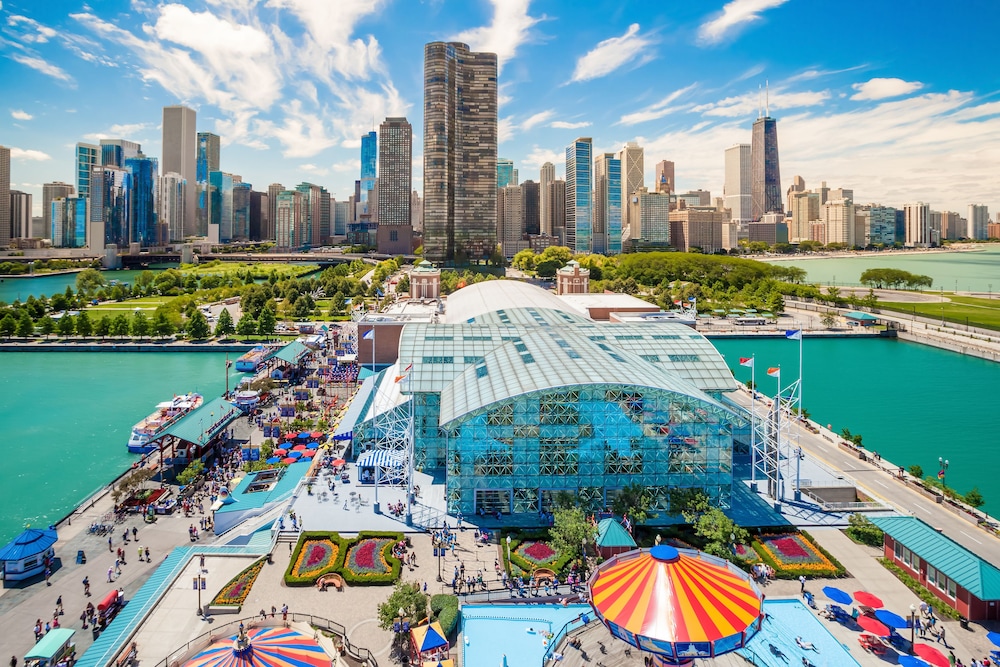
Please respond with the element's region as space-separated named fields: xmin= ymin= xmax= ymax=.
xmin=750 ymin=354 xmax=756 ymax=488
xmin=798 ymin=332 xmax=803 ymax=416
xmin=406 ymin=369 xmax=414 ymax=527
xmin=774 ymin=367 xmax=781 ymax=502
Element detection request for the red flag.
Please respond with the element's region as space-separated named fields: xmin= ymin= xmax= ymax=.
xmin=767 ymin=367 xmax=780 ymax=378
xmin=403 ymin=363 xmax=413 ymax=373
xmin=739 ymin=357 xmax=754 ymax=368
xmin=673 ymin=300 xmax=682 ymax=305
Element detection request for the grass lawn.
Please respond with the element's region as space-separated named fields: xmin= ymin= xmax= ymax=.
xmin=879 ymin=294 xmax=1000 ymax=331
xmin=178 ymin=262 xmax=319 ymax=277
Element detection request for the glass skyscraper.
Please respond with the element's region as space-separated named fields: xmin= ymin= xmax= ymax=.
xmin=594 ymin=153 xmax=622 ymax=255
xmin=90 ymin=165 xmax=130 ymax=248
xmin=196 ymin=133 xmax=221 ymax=237
xmin=565 ymin=138 xmax=593 ymax=253
xmin=208 ymin=171 xmax=235 ymax=243
xmin=75 ymin=143 xmax=99 ymax=198
xmin=360 ymin=131 xmax=376 ymax=205
xmin=125 ymin=155 xmax=158 ymax=247
xmin=497 ymin=157 xmax=515 ymax=188
xmin=751 ymin=116 xmax=782 ymax=220
xmin=51 ymin=197 xmax=88 ymax=248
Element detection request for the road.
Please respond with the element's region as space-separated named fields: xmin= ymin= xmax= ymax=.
xmin=730 ymin=386 xmax=1000 ymax=563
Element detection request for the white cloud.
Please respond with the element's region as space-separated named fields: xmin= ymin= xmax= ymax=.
xmin=697 ymin=0 xmax=790 ymax=45
xmin=498 ymin=116 xmax=515 ymax=144
xmin=6 ymin=14 xmax=57 ymax=43
xmin=10 ymin=147 xmax=51 ymax=161
xmin=851 ymin=77 xmax=924 ymax=101
xmin=10 ymin=53 xmax=74 ymax=84
xmin=520 ymin=145 xmax=563 ymax=172
xmin=618 ymin=84 xmax=698 ymax=125
xmin=298 ymin=163 xmax=330 ymax=176
xmin=10 ymin=110 xmax=32 ymax=120
xmin=520 ymin=110 xmax=555 ymax=131
xmin=692 ymin=87 xmax=829 ymax=118
xmin=332 ymin=159 xmax=360 ymax=173
xmin=82 ymin=122 xmax=152 ymax=141
xmin=550 ymin=120 xmax=590 ymax=130
xmin=570 ymin=23 xmax=655 ymax=83
xmin=450 ymin=0 xmax=541 ymax=74
xmin=254 ymin=100 xmax=339 ymax=158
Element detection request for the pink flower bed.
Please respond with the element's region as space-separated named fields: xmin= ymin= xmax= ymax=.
xmin=515 ymin=540 xmax=560 ymax=567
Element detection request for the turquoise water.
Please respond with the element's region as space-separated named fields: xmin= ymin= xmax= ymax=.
xmin=712 ymin=337 xmax=1000 ymax=512
xmin=461 ymin=603 xmax=590 ymax=667
xmin=0 ymin=352 xmax=233 ymax=544
xmin=0 ymin=269 xmax=154 ymax=303
xmin=767 ymin=246 xmax=1000 ymax=291
xmin=740 ymin=599 xmax=861 ymax=667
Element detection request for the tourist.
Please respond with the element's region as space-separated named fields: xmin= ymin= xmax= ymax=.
xmin=937 ymin=625 xmax=947 ymax=646
xmin=80 ymin=610 xmax=88 ymax=629
xmin=259 ymin=609 xmax=267 ymax=620
xmin=145 ymin=546 xmax=151 ymax=562
xmin=10 ymin=656 xmax=17 ymax=667
xmin=115 ymin=559 xmax=121 ymax=576
xmin=82 ymin=576 xmax=90 ymax=596
xmin=795 ymin=637 xmax=818 ymax=652
xmin=271 ymin=605 xmax=276 ymax=618
xmin=33 ymin=620 xmax=42 ymax=641
xmin=138 ymin=546 xmax=144 ymax=563
xmin=108 ymin=536 xmax=113 ymax=552
xmin=799 ymin=575 xmax=806 ymax=593
xmin=122 ymin=529 xmax=129 ymax=544
xmin=131 ymin=526 xmax=138 ymax=541
xmin=281 ymin=604 xmax=288 ymax=625
xmin=44 ymin=567 xmax=51 ymax=586
xmin=56 ymin=595 xmax=63 ymax=614
xmin=108 ymin=567 xmax=114 ymax=583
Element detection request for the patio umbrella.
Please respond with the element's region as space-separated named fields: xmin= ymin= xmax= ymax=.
xmin=306 ymin=442 xmax=320 ymax=449
xmin=874 ymin=609 xmax=909 ymax=629
xmin=302 ymin=449 xmax=317 ymax=457
xmin=913 ymin=644 xmax=950 ymax=667
xmin=288 ymin=450 xmax=303 ymax=459
xmin=282 ymin=457 xmax=298 ymax=464
xmin=283 ymin=433 xmax=297 ymax=440
xmin=292 ymin=444 xmax=307 ymax=451
xmin=854 ymin=591 xmax=884 ymax=608
xmin=333 ymin=458 xmax=346 ymax=466
xmin=987 ymin=631 xmax=1000 ymax=648
xmin=857 ymin=615 xmax=890 ymax=637
xmin=274 ymin=449 xmax=288 ymax=456
xmin=297 ymin=431 xmax=311 ymax=439
xmin=822 ymin=586 xmax=852 ymax=605
xmin=266 ymin=456 xmax=281 ymax=464
xmin=310 ymin=431 xmax=323 ymax=439
xmin=898 ymin=656 xmax=929 ymax=667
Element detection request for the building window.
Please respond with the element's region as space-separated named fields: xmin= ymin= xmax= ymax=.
xmin=390 ymin=230 xmax=398 ymax=241
xmin=894 ymin=541 xmax=902 ymax=560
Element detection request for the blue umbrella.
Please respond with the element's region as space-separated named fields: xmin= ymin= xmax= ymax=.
xmin=987 ymin=631 xmax=1000 ymax=648
xmin=822 ymin=586 xmax=852 ymax=605
xmin=288 ymin=450 xmax=303 ymax=459
xmin=898 ymin=656 xmax=928 ymax=667
xmin=306 ymin=442 xmax=320 ymax=449
xmin=874 ymin=609 xmax=909 ymax=629
xmin=265 ymin=456 xmax=281 ymax=464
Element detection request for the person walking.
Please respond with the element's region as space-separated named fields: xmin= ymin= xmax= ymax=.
xmin=144 ymin=546 xmax=150 ymax=562
xmin=82 ymin=576 xmax=90 ymax=596
xmin=138 ymin=546 xmax=144 ymax=563
xmin=131 ymin=526 xmax=138 ymax=541
xmin=11 ymin=655 xmax=17 ymax=667
xmin=80 ymin=609 xmax=88 ymax=629
xmin=107 ymin=566 xmax=114 ymax=583
xmin=799 ymin=575 xmax=806 ymax=593
xmin=44 ymin=568 xmax=51 ymax=586
xmin=56 ymin=596 xmax=63 ymax=614
xmin=937 ymin=625 xmax=946 ymax=646
xmin=108 ymin=536 xmax=113 ymax=552
xmin=281 ymin=604 xmax=288 ymax=625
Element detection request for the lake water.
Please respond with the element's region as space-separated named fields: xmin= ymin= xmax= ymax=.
xmin=767 ymin=245 xmax=1000 ymax=292
xmin=711 ymin=337 xmax=1000 ymax=513
xmin=0 ymin=352 xmax=232 ymax=544
xmin=0 ymin=269 xmax=154 ymax=303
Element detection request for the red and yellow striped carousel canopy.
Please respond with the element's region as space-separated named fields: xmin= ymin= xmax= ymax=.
xmin=589 ymin=546 xmax=762 ymax=645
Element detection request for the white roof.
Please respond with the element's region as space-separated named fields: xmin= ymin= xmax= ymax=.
xmin=445 ymin=280 xmax=581 ymax=324
xmin=558 ymin=292 xmax=660 ymax=314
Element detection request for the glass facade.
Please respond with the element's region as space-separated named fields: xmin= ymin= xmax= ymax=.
xmin=75 ymin=144 xmax=99 ymax=198
xmin=92 ymin=166 xmax=130 ymax=248
xmin=751 ymin=117 xmax=782 ymax=219
xmin=51 ymin=198 xmax=87 ymax=248
xmin=233 ymin=181 xmax=252 ymax=241
xmin=125 ymin=156 xmax=158 ymax=247
xmin=360 ymin=131 xmax=376 ymax=205
xmin=566 ymin=139 xmax=593 ymax=253
xmin=209 ymin=171 xmax=235 ymax=242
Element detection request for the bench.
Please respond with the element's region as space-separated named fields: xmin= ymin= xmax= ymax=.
xmin=533 ymin=568 xmax=555 ymax=584
xmin=115 ymin=642 xmax=137 ymax=667
xmin=316 ymin=573 xmax=343 ymax=591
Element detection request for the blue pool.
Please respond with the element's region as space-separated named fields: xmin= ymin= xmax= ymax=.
xmin=741 ymin=599 xmax=862 ymax=667
xmin=461 ymin=603 xmax=591 ymax=666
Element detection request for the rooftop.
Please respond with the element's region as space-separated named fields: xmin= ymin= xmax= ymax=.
xmin=445 ymin=280 xmax=583 ymax=325
xmin=157 ymin=396 xmax=241 ymax=447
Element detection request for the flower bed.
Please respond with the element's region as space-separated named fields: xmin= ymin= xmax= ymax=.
xmin=340 ymin=531 xmax=403 ymax=585
xmin=504 ymin=531 xmax=577 ymax=577
xmin=515 ymin=540 xmax=560 ymax=568
xmin=284 ymin=532 xmax=345 ymax=586
xmin=753 ymin=532 xmax=844 ymax=577
xmin=123 ymin=487 xmax=167 ymax=508
xmin=212 ymin=558 xmax=266 ymax=607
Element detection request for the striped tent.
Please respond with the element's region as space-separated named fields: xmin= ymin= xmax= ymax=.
xmin=356 ymin=449 xmax=406 ymax=468
xmin=588 ymin=545 xmax=763 ymax=666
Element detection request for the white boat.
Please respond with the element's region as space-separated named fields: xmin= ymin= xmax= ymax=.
xmin=127 ymin=393 xmax=203 ymax=453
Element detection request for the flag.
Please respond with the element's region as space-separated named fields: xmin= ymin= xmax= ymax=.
xmin=403 ymin=362 xmax=413 ymax=373
xmin=673 ymin=300 xmax=682 ymax=306
xmin=362 ymin=329 xmax=374 ymax=341
xmin=688 ymin=296 xmax=696 ymax=302
xmin=739 ymin=357 xmax=754 ymax=368
xmin=394 ymin=375 xmax=406 ymax=383
xmin=622 ymin=515 xmax=633 ymax=534
xmin=767 ymin=367 xmax=781 ymax=378
xmin=785 ymin=330 xmax=803 ymax=340
xmin=938 ymin=469 xmax=946 ymax=480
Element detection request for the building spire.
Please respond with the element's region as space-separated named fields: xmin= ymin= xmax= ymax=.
xmin=758 ymin=84 xmax=762 ymax=118
xmin=765 ymin=79 xmax=770 ymax=117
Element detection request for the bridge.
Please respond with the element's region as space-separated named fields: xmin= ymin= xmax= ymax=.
xmin=118 ymin=252 xmax=411 ymax=268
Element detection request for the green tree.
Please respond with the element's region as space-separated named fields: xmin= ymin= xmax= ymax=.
xmin=135 ymin=270 xmax=155 ymax=294
xmin=840 ymin=428 xmax=863 ymax=447
xmin=153 ymin=311 xmax=175 ymax=338
xmin=395 ymin=274 xmax=410 ymax=294
xmin=131 ymin=311 xmax=151 ymax=339
xmin=76 ymin=268 xmax=106 ymax=294
xmin=512 ymin=248 xmax=537 ymax=271
xmin=611 ymin=483 xmax=654 ymax=525
xmin=50 ymin=293 xmax=69 ymax=312
xmin=908 ymin=465 xmax=924 ymax=479
xmin=175 ymin=460 xmax=205 ymax=486
xmin=94 ymin=316 xmax=110 ymax=339
xmin=76 ymin=311 xmax=93 ymax=337
xmin=550 ymin=507 xmax=593 ymax=560
xmin=257 ymin=304 xmax=277 ymax=337
xmin=111 ymin=313 xmax=131 ymax=338
xmin=293 ymin=295 xmax=313 ymax=319
xmin=215 ymin=308 xmax=236 ymax=338
xmin=964 ymin=487 xmax=985 ymax=508
xmin=0 ymin=314 xmax=16 ymax=339
xmin=535 ymin=258 xmax=561 ymax=277
xmin=186 ymin=310 xmax=211 ymax=340
xmin=377 ymin=581 xmax=428 ymax=631
xmin=17 ymin=311 xmax=35 ymax=338
xmin=236 ymin=314 xmax=257 ymax=337
xmin=56 ymin=314 xmax=75 ymax=336
xmin=678 ymin=493 xmax=749 ymax=560
xmin=820 ymin=311 xmax=837 ymax=328
xmin=39 ymin=315 xmax=56 ymax=337
xmin=846 ymin=514 xmax=884 ymax=547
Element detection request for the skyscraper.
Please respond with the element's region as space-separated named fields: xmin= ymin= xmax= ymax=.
xmin=539 ymin=162 xmax=555 ymax=236
xmin=593 ymin=152 xmax=622 ymax=255
xmin=275 ymin=189 xmax=304 ymax=250
xmin=498 ymin=184 xmax=523 ymax=257
xmin=497 ymin=158 xmax=515 ymax=188
xmin=565 ymin=137 xmax=593 ymax=253
xmin=43 ymin=182 xmax=74 ymax=244
xmin=521 ymin=180 xmax=540 ymax=237
xmin=126 ymin=155 xmax=159 ymax=247
xmin=750 ymin=104 xmax=782 ymax=220
xmin=376 ymin=117 xmax=413 ymax=255
xmin=904 ymin=202 xmax=931 ymax=247
xmin=51 ymin=197 xmax=88 ymax=248
xmin=208 ymin=171 xmax=235 ymax=244
xmin=0 ymin=146 xmax=9 ymax=248
xmin=249 ymin=191 xmax=268 ymax=241
xmin=100 ymin=139 xmax=140 ymax=168
xmin=654 ymin=160 xmax=674 ymax=195
xmin=618 ymin=142 xmax=643 ymax=238
xmin=423 ymin=41 xmax=498 ymax=263
xmin=89 ymin=165 xmax=130 ymax=249
xmin=10 ymin=191 xmax=32 ymax=240
xmin=724 ymin=144 xmax=752 ymax=224
xmin=162 ymin=105 xmax=197 ymax=237
xmin=196 ymin=132 xmax=220 ymax=237
xmin=159 ymin=172 xmax=186 ymax=243
xmin=75 ymin=143 xmax=99 ymax=198
xmin=786 ymin=174 xmax=805 ymax=214
xmin=267 ymin=183 xmax=283 ymax=241
xmin=969 ymin=204 xmax=989 ymax=240
xmin=360 ymin=131 xmax=377 ymax=209
xmin=548 ymin=180 xmax=566 ymax=245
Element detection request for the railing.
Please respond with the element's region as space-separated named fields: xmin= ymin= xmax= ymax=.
xmin=798 ymin=488 xmax=887 ymax=512
xmin=151 ymin=613 xmax=377 ymax=667
xmin=541 ymin=612 xmax=595 ymax=664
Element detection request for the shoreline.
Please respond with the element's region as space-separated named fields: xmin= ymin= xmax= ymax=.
xmin=0 ymin=267 xmax=87 ymax=279
xmin=758 ymin=244 xmax=988 ymax=263
xmin=0 ymin=340 xmax=257 ymax=352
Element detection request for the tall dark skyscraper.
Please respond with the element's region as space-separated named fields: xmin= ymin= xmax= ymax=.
xmin=376 ymin=117 xmax=413 ymax=255
xmin=751 ymin=104 xmax=782 ymax=220
xmin=521 ymin=180 xmax=540 ymax=236
xmin=196 ymin=133 xmax=221 ymax=237
xmin=423 ymin=41 xmax=498 ymax=263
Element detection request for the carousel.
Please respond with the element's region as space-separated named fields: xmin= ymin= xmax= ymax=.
xmin=184 ymin=626 xmax=330 ymax=667
xmin=587 ymin=545 xmax=764 ymax=666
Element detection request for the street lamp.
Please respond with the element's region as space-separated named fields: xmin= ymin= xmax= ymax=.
xmin=436 ymin=530 xmax=443 ymax=583
xmin=938 ymin=457 xmax=949 ymax=487
xmin=195 ymin=568 xmax=206 ymax=617
xmin=909 ymin=604 xmax=917 ymax=645
xmin=506 ymin=535 xmax=512 ymax=563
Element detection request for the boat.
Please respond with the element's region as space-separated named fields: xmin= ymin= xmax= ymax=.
xmin=126 ymin=393 xmax=203 ymax=453
xmin=235 ymin=345 xmax=268 ymax=372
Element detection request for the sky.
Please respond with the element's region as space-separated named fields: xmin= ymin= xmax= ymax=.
xmin=2 ymin=0 xmax=1000 ymax=219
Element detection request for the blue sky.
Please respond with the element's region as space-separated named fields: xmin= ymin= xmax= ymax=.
xmin=2 ymin=0 xmax=999 ymax=218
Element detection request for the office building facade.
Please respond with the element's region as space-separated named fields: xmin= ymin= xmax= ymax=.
xmin=750 ymin=115 xmax=782 ymax=219
xmin=423 ymin=41 xmax=498 ymax=263
xmin=497 ymin=158 xmax=516 ymax=188
xmin=10 ymin=191 xmax=32 ymax=240
xmin=361 ymin=131 xmax=377 ymax=211
xmin=618 ymin=142 xmax=643 ymax=240
xmin=0 ymin=146 xmax=7 ymax=248
xmin=626 ymin=188 xmax=672 ymax=247
xmin=125 ymin=155 xmax=159 ymax=247
xmin=162 ymin=105 xmax=197 ymax=238
xmin=376 ymin=117 xmax=413 ymax=255
xmin=521 ymin=180 xmax=540 ymax=237
xmin=548 ymin=180 xmax=566 ymax=246
xmin=100 ymin=139 xmax=140 ymax=168
xmin=51 ymin=197 xmax=88 ymax=248
xmin=539 ymin=162 xmax=555 ymax=237
xmin=196 ymin=132 xmax=221 ymax=238
xmin=275 ymin=190 xmax=304 ymax=250
xmin=969 ymin=204 xmax=989 ymax=240
xmin=724 ymin=144 xmax=752 ymax=224
xmin=75 ymin=143 xmax=100 ymax=198
xmin=593 ymin=152 xmax=622 ymax=255
xmin=565 ymin=137 xmax=593 ymax=253
xmin=654 ymin=160 xmax=674 ymax=194
xmin=904 ymin=202 xmax=931 ymax=247
xmin=43 ymin=182 xmax=75 ymax=243
xmin=89 ymin=165 xmax=130 ymax=249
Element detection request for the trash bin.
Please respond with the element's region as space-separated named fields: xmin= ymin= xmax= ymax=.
xmin=959 ymin=616 xmax=969 ymax=629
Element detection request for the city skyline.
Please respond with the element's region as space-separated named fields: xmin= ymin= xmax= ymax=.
xmin=2 ymin=0 xmax=999 ymax=218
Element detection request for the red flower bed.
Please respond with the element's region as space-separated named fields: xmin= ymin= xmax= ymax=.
xmin=289 ymin=539 xmax=339 ymax=579
xmin=769 ymin=536 xmax=810 ymax=559
xmin=345 ymin=538 xmax=392 ymax=576
xmin=515 ymin=540 xmax=561 ymax=567
xmin=212 ymin=558 xmax=265 ymax=606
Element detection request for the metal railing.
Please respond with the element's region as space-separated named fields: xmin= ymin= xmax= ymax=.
xmin=541 ymin=612 xmax=595 ymax=664
xmin=152 ymin=614 xmax=377 ymax=667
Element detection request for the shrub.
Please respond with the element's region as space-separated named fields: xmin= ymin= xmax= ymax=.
xmin=430 ymin=593 xmax=460 ymax=636
xmin=284 ymin=532 xmax=346 ymax=586
xmin=845 ymin=514 xmax=885 ymax=547
xmin=878 ymin=558 xmax=961 ymax=620
xmin=339 ymin=531 xmax=404 ymax=585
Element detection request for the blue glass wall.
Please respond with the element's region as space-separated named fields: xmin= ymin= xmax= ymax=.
xmin=125 ymin=156 xmax=158 ymax=247
xmin=76 ymin=145 xmax=98 ymax=198
xmin=233 ymin=181 xmax=252 ymax=240
xmin=209 ymin=171 xmax=234 ymax=242
xmin=607 ymin=158 xmax=622 ymax=254
xmin=360 ymin=131 xmax=376 ymax=204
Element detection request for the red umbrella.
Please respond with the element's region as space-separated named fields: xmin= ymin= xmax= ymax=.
xmin=282 ymin=457 xmax=298 ymax=464
xmin=283 ymin=433 xmax=297 ymax=440
xmin=914 ymin=644 xmax=950 ymax=667
xmin=332 ymin=458 xmax=346 ymax=466
xmin=302 ymin=449 xmax=317 ymax=457
xmin=854 ymin=591 xmax=884 ymax=608
xmin=310 ymin=431 xmax=323 ymax=438
xmin=274 ymin=448 xmax=288 ymax=456
xmin=292 ymin=444 xmax=307 ymax=451
xmin=857 ymin=615 xmax=890 ymax=636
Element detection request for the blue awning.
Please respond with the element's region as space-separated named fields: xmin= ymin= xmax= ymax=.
xmin=0 ymin=528 xmax=58 ymax=561
xmin=333 ymin=375 xmax=377 ymax=441
xmin=356 ymin=449 xmax=405 ymax=468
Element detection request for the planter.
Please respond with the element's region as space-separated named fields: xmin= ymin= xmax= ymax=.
xmin=207 ymin=604 xmax=241 ymax=614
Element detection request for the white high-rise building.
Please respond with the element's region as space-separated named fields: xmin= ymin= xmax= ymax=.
xmin=969 ymin=204 xmax=989 ymax=240
xmin=822 ymin=199 xmax=855 ymax=247
xmin=618 ymin=142 xmax=643 ymax=240
xmin=724 ymin=144 xmax=752 ymax=225
xmin=159 ymin=172 xmax=187 ymax=243
xmin=162 ymin=105 xmax=197 ymax=237
xmin=539 ymin=162 xmax=555 ymax=236
xmin=904 ymin=202 xmax=931 ymax=247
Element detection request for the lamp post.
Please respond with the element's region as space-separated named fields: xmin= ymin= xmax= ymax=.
xmin=909 ymin=604 xmax=917 ymax=645
xmin=195 ymin=569 xmax=205 ymax=617
xmin=436 ymin=530 xmax=443 ymax=583
xmin=938 ymin=457 xmax=949 ymax=487
xmin=506 ymin=534 xmax=512 ymax=565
